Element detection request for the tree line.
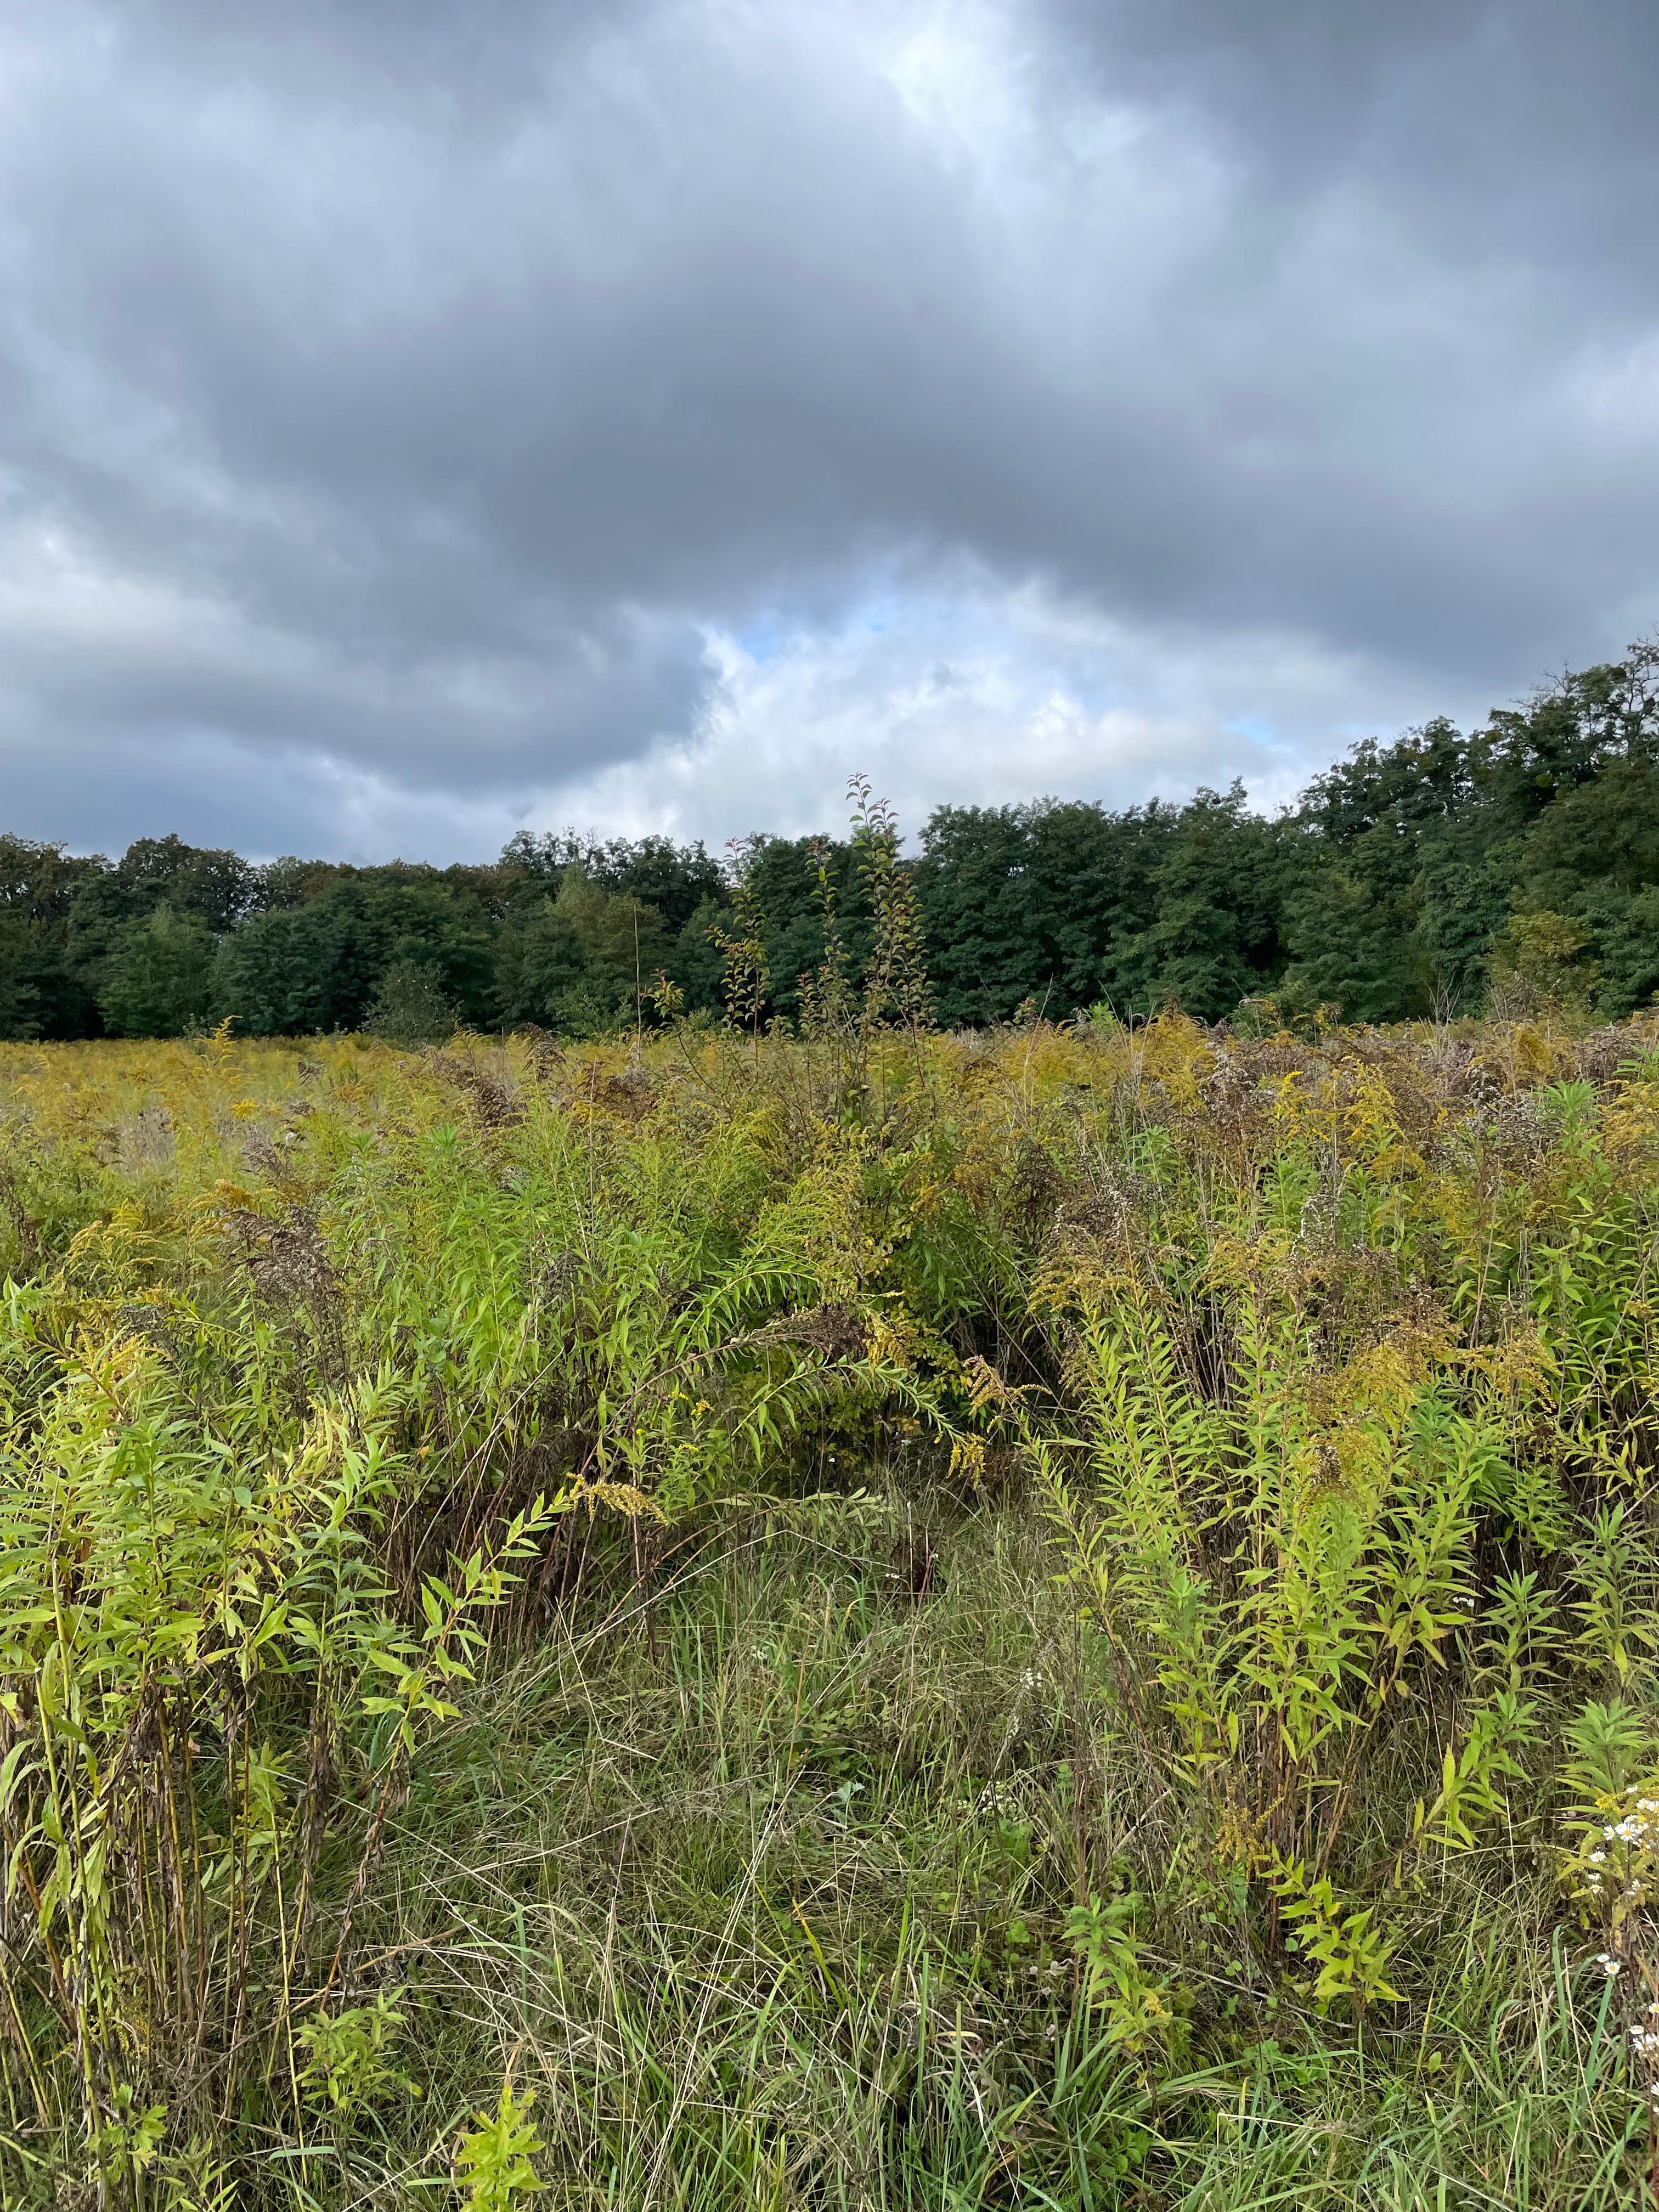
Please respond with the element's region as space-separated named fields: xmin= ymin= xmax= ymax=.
xmin=3 ymin=641 xmax=1657 ymax=1043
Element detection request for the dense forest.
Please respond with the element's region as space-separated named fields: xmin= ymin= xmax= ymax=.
xmin=4 ymin=641 xmax=1657 ymax=1043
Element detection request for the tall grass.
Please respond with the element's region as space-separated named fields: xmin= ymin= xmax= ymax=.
xmin=1 ymin=1011 xmax=1657 ymax=2206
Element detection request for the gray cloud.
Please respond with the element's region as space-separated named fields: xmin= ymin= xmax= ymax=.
xmin=2 ymin=0 xmax=1656 ymax=857
xmin=1057 ymin=0 xmax=1659 ymax=289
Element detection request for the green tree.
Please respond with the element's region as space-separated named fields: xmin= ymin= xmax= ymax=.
xmin=68 ymin=836 xmax=253 ymax=986
xmin=0 ymin=915 xmax=101 ymax=1041
xmin=216 ymin=876 xmax=493 ymax=1034
xmin=741 ymin=835 xmax=861 ymax=1027
xmin=1486 ymin=910 xmax=1601 ymax=1015
xmin=213 ymin=907 xmax=326 ymax=1034
xmin=98 ymin=906 xmax=217 ymax=1037
xmin=498 ymin=831 xmax=724 ymax=934
xmin=112 ymin=833 xmax=255 ymax=932
xmin=1280 ymin=718 xmax=1474 ymax=1021
xmin=1496 ymin=757 xmax=1659 ymax=1015
xmin=0 ymin=836 xmax=109 ymax=1038
xmin=1591 ymin=888 xmax=1659 ymax=1017
xmin=494 ymin=872 xmax=665 ymax=1035
xmin=1125 ymin=785 xmax=1289 ymax=1022
xmin=915 ymin=799 xmax=1175 ymax=1026
xmin=1415 ymin=821 xmax=1516 ymax=1014
xmin=669 ymin=895 xmax=730 ymax=1014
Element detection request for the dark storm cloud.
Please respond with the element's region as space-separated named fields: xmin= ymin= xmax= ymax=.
xmin=1052 ymin=0 xmax=1659 ymax=292
xmin=2 ymin=0 xmax=1656 ymax=855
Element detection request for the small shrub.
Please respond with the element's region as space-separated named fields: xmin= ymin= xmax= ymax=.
xmin=364 ymin=955 xmax=457 ymax=1043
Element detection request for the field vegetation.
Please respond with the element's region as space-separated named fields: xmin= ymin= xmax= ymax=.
xmin=3 ymin=996 xmax=1659 ymax=2208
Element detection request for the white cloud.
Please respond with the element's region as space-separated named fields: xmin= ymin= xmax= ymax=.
xmin=529 ymin=571 xmax=1471 ymax=850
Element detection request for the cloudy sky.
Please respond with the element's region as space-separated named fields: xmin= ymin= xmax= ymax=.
xmin=4 ymin=0 xmax=1657 ymax=861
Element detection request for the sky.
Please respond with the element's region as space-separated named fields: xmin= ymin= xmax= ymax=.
xmin=3 ymin=0 xmax=1658 ymax=862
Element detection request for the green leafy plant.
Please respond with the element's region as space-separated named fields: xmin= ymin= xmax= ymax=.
xmin=707 ymin=837 xmax=772 ymax=1050
xmin=456 ymin=2081 xmax=544 ymax=2212
xmin=1064 ymin=1892 xmax=1183 ymax=2056
xmin=297 ymin=1987 xmax=419 ymax=2119
xmin=1259 ymin=1851 xmax=1401 ymax=2013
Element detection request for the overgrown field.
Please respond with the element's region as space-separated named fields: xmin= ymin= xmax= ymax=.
xmin=4 ymin=1013 xmax=1659 ymax=2208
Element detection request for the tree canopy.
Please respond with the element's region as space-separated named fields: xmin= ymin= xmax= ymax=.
xmin=5 ymin=641 xmax=1658 ymax=1040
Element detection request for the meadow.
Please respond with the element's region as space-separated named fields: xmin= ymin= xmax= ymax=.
xmin=2 ymin=1008 xmax=1658 ymax=2209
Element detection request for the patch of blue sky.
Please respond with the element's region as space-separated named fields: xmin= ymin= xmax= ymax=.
xmin=733 ymin=613 xmax=786 ymax=665
xmin=856 ymin=588 xmax=906 ymax=638
xmin=1223 ymin=714 xmax=1287 ymax=753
